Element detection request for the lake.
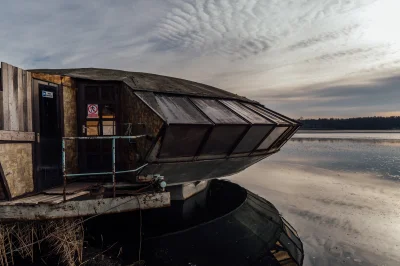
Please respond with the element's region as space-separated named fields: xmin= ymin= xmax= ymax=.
xmin=231 ymin=132 xmax=400 ymax=266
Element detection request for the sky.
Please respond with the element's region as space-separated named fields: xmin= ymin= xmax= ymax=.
xmin=1 ymin=0 xmax=399 ymax=118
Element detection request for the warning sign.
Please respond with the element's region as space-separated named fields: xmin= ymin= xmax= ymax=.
xmin=87 ymin=104 xmax=99 ymax=118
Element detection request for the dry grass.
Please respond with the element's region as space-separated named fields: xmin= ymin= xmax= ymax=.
xmin=0 ymin=218 xmax=84 ymax=266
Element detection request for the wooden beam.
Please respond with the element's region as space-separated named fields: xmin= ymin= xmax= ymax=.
xmin=2 ymin=63 xmax=10 ymax=130
xmin=26 ymin=72 xmax=33 ymax=132
xmin=18 ymin=68 xmax=24 ymax=131
xmin=0 ymin=192 xmax=170 ymax=221
xmin=9 ymin=64 xmax=18 ymax=131
xmin=0 ymin=130 xmax=35 ymax=141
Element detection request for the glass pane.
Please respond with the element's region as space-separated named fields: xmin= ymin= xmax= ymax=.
xmin=233 ymin=125 xmax=273 ymax=153
xmin=101 ymin=86 xmax=116 ymax=101
xmin=101 ymin=104 xmax=115 ymax=119
xmin=219 ymin=100 xmax=271 ymax=124
xmin=191 ymin=98 xmax=247 ymax=124
xmin=200 ymin=125 xmax=247 ymax=155
xmin=86 ymin=121 xmax=99 ymax=136
xmin=159 ymin=125 xmax=209 ymax=158
xmin=257 ymin=127 xmax=288 ymax=150
xmin=243 ymin=103 xmax=292 ymax=125
xmin=85 ymin=86 xmax=99 ymax=101
xmin=155 ymin=95 xmax=211 ymax=124
xmin=103 ymin=120 xmax=116 ymax=135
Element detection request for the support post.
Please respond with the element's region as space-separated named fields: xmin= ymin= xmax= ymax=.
xmin=112 ymin=138 xmax=116 ymax=198
xmin=62 ymin=139 xmax=66 ymax=202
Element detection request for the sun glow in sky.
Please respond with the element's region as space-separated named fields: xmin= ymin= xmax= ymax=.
xmin=0 ymin=0 xmax=399 ymax=118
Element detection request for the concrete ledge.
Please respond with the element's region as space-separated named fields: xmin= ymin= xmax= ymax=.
xmin=0 ymin=192 xmax=170 ymax=221
xmin=0 ymin=130 xmax=35 ymax=142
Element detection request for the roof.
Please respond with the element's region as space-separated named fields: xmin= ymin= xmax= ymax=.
xmin=30 ymin=68 xmax=255 ymax=102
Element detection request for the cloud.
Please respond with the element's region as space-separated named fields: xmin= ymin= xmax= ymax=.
xmin=1 ymin=0 xmax=400 ymax=118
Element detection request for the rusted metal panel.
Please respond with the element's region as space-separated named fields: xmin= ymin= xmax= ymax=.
xmin=0 ymin=130 xmax=35 ymax=141
xmin=0 ymin=192 xmax=170 ymax=221
xmin=0 ymin=143 xmax=34 ymax=198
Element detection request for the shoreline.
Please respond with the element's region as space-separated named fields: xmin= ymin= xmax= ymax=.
xmin=298 ymin=129 xmax=400 ymax=133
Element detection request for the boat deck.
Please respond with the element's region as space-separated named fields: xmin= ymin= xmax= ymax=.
xmin=0 ymin=182 xmax=170 ymax=221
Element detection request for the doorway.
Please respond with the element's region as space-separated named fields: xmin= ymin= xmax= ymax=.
xmin=36 ymin=84 xmax=62 ymax=190
xmin=77 ymin=83 xmax=120 ymax=173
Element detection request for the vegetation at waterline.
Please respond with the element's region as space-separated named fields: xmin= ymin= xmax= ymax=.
xmin=299 ymin=116 xmax=400 ymax=130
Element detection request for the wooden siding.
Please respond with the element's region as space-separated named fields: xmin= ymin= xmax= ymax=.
xmin=0 ymin=130 xmax=35 ymax=141
xmin=0 ymin=62 xmax=33 ymax=132
xmin=0 ymin=143 xmax=34 ymax=198
xmin=62 ymin=81 xmax=78 ymax=173
xmin=120 ymin=85 xmax=164 ymax=170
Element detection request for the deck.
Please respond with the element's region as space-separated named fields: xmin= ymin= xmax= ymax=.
xmin=0 ymin=182 xmax=170 ymax=222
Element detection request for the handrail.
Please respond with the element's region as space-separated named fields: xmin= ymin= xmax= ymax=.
xmin=62 ymin=135 xmax=148 ymax=201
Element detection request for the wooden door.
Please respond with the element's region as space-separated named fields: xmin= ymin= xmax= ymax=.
xmin=77 ymin=82 xmax=120 ymax=173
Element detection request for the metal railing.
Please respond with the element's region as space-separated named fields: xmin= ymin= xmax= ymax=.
xmin=62 ymin=135 xmax=148 ymax=201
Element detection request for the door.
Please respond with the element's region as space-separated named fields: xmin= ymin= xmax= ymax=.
xmin=36 ymin=84 xmax=62 ymax=190
xmin=78 ymin=83 xmax=119 ymax=173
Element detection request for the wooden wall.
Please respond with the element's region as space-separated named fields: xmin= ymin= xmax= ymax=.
xmin=0 ymin=143 xmax=34 ymax=198
xmin=0 ymin=62 xmax=32 ymax=132
xmin=120 ymin=86 xmax=164 ymax=171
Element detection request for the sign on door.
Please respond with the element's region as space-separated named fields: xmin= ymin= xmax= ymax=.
xmin=87 ymin=104 xmax=99 ymax=118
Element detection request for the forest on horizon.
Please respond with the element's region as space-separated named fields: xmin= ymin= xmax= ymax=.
xmin=298 ymin=116 xmax=400 ymax=130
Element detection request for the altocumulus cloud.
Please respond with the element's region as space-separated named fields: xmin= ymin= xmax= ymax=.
xmin=0 ymin=0 xmax=399 ymax=117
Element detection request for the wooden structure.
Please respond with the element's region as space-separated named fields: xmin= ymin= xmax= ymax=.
xmin=0 ymin=61 xmax=300 ymax=204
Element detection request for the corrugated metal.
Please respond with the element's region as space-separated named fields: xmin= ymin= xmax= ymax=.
xmin=219 ymin=100 xmax=271 ymax=124
xmin=155 ymin=95 xmax=211 ymax=125
xmin=191 ymin=98 xmax=247 ymax=124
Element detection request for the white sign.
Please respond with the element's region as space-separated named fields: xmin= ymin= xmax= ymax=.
xmin=87 ymin=104 xmax=99 ymax=118
xmin=42 ymin=90 xmax=53 ymax=98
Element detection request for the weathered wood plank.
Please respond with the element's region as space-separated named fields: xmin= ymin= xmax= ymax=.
xmin=2 ymin=63 xmax=10 ymax=130
xmin=0 ymin=87 xmax=3 ymax=130
xmin=44 ymin=182 xmax=98 ymax=195
xmin=0 ymin=192 xmax=170 ymax=221
xmin=26 ymin=71 xmax=33 ymax=131
xmin=0 ymin=130 xmax=35 ymax=141
xmin=8 ymin=64 xmax=18 ymax=130
xmin=18 ymin=68 xmax=24 ymax=131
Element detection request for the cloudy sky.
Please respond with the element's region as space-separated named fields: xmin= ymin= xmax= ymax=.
xmin=1 ymin=0 xmax=399 ymax=118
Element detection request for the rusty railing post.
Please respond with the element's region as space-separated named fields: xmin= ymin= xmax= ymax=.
xmin=62 ymin=138 xmax=66 ymax=202
xmin=112 ymin=138 xmax=116 ymax=198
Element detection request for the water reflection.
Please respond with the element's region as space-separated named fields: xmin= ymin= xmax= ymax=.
xmin=270 ymin=135 xmax=400 ymax=180
xmin=231 ymin=133 xmax=400 ymax=266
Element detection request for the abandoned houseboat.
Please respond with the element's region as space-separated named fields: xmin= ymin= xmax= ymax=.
xmin=0 ymin=62 xmax=302 ymax=265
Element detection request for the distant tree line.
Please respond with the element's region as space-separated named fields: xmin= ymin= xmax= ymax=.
xmin=298 ymin=116 xmax=400 ymax=130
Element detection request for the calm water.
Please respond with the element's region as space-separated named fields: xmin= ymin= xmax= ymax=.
xmin=275 ymin=132 xmax=400 ymax=180
xmin=232 ymin=132 xmax=400 ymax=266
